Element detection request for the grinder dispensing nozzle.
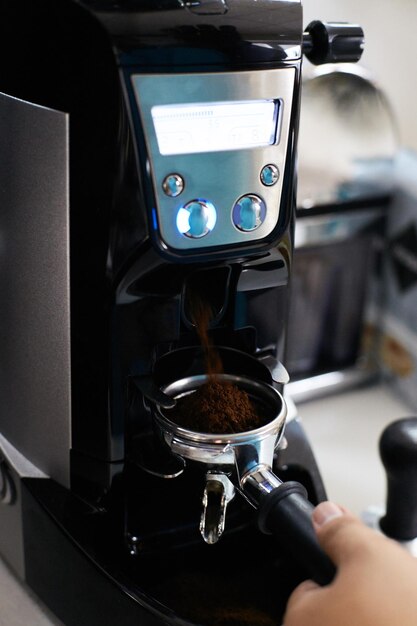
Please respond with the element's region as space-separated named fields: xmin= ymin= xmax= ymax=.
xmin=303 ymin=21 xmax=364 ymax=65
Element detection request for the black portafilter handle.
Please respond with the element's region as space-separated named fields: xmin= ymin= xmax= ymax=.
xmin=257 ymin=482 xmax=336 ymax=586
xmin=379 ymin=417 xmax=417 ymax=541
xmin=303 ymin=21 xmax=364 ymax=65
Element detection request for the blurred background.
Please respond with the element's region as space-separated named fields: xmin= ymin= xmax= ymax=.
xmin=303 ymin=0 xmax=417 ymax=152
xmin=291 ymin=0 xmax=417 ymax=518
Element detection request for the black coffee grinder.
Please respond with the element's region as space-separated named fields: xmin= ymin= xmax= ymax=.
xmin=0 ymin=3 xmax=363 ymax=625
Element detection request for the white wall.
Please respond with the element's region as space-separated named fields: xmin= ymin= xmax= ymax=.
xmin=302 ymin=0 xmax=417 ymax=151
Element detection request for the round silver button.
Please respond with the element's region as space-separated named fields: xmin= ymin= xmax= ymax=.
xmin=232 ymin=195 xmax=266 ymax=232
xmin=260 ymin=164 xmax=279 ymax=186
xmin=162 ymin=173 xmax=184 ymax=197
xmin=176 ymin=200 xmax=217 ymax=239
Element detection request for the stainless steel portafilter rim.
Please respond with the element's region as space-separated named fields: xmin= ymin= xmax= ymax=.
xmin=153 ymin=373 xmax=287 ymax=449
xmin=151 ymin=373 xmax=288 ymax=545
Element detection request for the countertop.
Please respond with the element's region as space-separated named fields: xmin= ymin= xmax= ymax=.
xmin=298 ymin=382 xmax=412 ymax=516
xmin=0 ymin=559 xmax=63 ymax=626
xmin=0 ymin=382 xmax=412 ymax=626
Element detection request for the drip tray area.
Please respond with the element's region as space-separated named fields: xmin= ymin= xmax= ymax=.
xmin=127 ymin=528 xmax=304 ymax=626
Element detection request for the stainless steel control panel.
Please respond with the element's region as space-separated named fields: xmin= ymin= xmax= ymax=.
xmin=132 ymin=68 xmax=296 ymax=252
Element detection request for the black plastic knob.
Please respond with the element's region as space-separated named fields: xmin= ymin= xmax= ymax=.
xmin=379 ymin=417 xmax=417 ymax=540
xmin=303 ymin=21 xmax=364 ymax=65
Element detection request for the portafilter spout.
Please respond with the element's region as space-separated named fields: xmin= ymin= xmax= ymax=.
xmin=153 ymin=374 xmax=336 ymax=586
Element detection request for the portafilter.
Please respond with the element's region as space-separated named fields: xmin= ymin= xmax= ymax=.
xmin=152 ymin=373 xmax=335 ymax=586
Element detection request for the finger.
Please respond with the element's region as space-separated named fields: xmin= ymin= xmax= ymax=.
xmin=312 ymin=501 xmax=382 ymax=567
xmin=311 ymin=501 xmax=346 ymax=531
xmin=290 ymin=579 xmax=320 ymax=599
xmin=285 ymin=579 xmax=320 ymax=614
xmin=284 ymin=579 xmax=324 ymax=626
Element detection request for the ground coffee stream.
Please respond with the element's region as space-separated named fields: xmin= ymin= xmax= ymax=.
xmin=175 ymin=292 xmax=264 ymax=434
xmin=188 ymin=292 xmax=224 ymax=378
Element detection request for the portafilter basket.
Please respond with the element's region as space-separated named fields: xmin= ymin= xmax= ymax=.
xmin=152 ymin=374 xmax=335 ymax=586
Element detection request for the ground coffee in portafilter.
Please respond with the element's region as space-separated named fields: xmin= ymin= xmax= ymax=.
xmin=169 ymin=378 xmax=264 ymax=434
xmin=171 ymin=293 xmax=264 ymax=434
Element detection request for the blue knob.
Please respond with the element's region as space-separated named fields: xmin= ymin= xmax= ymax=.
xmin=260 ymin=164 xmax=279 ymax=187
xmin=176 ymin=200 xmax=217 ymax=239
xmin=232 ymin=195 xmax=266 ymax=232
xmin=162 ymin=173 xmax=184 ymax=197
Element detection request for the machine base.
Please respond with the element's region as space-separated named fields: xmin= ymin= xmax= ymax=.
xmin=1 ymin=419 xmax=326 ymax=626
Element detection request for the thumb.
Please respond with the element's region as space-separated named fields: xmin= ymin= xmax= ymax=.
xmin=312 ymin=501 xmax=381 ymax=567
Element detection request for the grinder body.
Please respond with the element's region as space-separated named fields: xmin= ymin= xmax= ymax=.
xmin=0 ymin=1 xmax=336 ymax=624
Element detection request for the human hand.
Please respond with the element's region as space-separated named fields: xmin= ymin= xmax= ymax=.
xmin=283 ymin=501 xmax=417 ymax=626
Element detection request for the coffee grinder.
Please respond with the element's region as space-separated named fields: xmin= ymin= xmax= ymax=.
xmin=0 ymin=3 xmax=363 ymax=625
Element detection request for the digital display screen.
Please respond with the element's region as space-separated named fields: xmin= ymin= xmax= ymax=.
xmin=151 ymin=100 xmax=280 ymax=156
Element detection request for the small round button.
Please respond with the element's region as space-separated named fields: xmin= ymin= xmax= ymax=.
xmin=260 ymin=164 xmax=279 ymax=186
xmin=162 ymin=173 xmax=184 ymax=197
xmin=232 ymin=195 xmax=266 ymax=232
xmin=176 ymin=200 xmax=217 ymax=239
